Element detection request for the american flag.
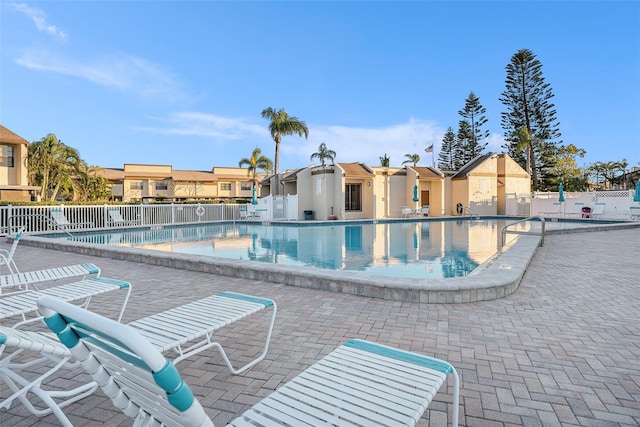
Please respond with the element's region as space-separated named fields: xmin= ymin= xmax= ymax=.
xmin=424 ymin=144 xmax=434 ymax=153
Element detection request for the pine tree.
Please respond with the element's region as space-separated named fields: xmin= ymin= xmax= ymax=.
xmin=500 ymin=48 xmax=562 ymax=190
xmin=458 ymin=91 xmax=489 ymax=155
xmin=438 ymin=127 xmax=457 ymax=170
xmin=455 ymin=120 xmax=474 ymax=169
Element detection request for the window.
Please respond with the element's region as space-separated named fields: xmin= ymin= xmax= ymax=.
xmin=241 ymin=183 xmax=252 ymax=191
xmin=220 ymin=182 xmax=232 ymax=191
xmin=130 ymin=181 xmax=143 ymax=190
xmin=155 ymin=181 xmax=168 ymax=190
xmin=0 ymin=145 xmax=14 ymax=167
xmin=345 ymin=183 xmax=362 ymax=211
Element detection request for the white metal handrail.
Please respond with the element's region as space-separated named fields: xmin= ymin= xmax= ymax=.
xmin=501 ymin=216 xmax=545 ymax=248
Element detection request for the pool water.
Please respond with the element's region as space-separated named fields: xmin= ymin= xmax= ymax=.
xmin=63 ymin=219 xmax=527 ymax=279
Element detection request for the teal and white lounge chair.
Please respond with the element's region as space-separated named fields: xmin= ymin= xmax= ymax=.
xmin=542 ymin=202 xmax=563 ymax=217
xmin=0 ymin=227 xmax=23 ymax=274
xmin=50 ymin=209 xmax=92 ymax=230
xmin=0 ymin=263 xmax=101 ymax=293
xmin=107 ymin=207 xmax=139 ymax=226
xmin=0 ymin=275 xmax=131 ymax=328
xmin=128 ymin=291 xmax=276 ymax=371
xmin=39 ymin=294 xmax=460 ymax=427
xmin=0 ymin=325 xmax=98 ymax=427
xmin=591 ymin=202 xmax=606 ymax=219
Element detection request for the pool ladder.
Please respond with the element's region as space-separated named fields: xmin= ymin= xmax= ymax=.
xmin=463 ymin=206 xmax=480 ymax=219
xmin=501 ymin=216 xmax=545 ymax=248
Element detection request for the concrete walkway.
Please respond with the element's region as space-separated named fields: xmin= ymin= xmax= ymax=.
xmin=1 ymin=228 xmax=639 ymax=426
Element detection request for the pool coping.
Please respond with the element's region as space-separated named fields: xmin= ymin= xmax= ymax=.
xmin=17 ymin=219 xmax=640 ymax=303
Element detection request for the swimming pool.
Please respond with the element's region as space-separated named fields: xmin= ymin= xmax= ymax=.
xmin=55 ymin=219 xmax=528 ymax=280
xmin=21 ymin=217 xmax=580 ymax=303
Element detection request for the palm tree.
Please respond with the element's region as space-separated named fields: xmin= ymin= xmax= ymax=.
xmin=28 ymin=134 xmax=84 ymax=201
xmin=238 ymin=148 xmax=273 ymax=188
xmin=260 ymin=107 xmax=309 ymax=175
xmin=402 ymin=153 xmax=420 ymax=167
xmin=310 ymin=142 xmax=336 ymax=166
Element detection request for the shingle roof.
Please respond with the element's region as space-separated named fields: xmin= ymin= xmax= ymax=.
xmin=0 ymin=125 xmax=29 ymax=145
xmin=412 ymin=166 xmax=444 ymax=178
xmin=451 ymin=154 xmax=493 ymax=179
xmin=337 ymin=162 xmax=374 ymax=177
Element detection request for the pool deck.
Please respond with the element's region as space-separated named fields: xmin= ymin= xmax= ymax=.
xmin=1 ymin=226 xmax=639 ymax=425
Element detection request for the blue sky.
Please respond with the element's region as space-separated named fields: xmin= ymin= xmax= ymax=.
xmin=1 ymin=1 xmax=639 ymax=173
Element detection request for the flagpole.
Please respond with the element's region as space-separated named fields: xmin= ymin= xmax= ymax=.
xmin=425 ymin=144 xmax=435 ymax=169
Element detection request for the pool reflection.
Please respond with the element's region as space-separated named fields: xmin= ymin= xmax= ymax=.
xmin=65 ymin=220 xmax=523 ymax=279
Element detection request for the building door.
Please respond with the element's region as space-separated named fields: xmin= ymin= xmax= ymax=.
xmin=421 ymin=190 xmax=430 ymax=206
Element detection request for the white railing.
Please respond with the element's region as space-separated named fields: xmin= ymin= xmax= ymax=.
xmin=0 ymin=203 xmax=243 ymax=236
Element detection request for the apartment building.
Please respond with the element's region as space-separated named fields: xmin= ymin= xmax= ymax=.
xmin=0 ymin=125 xmax=40 ymax=202
xmin=99 ymin=164 xmax=265 ymax=202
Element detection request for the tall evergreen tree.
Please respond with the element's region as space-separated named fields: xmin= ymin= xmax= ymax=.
xmin=458 ymin=91 xmax=489 ymax=155
xmin=455 ymin=120 xmax=475 ymax=168
xmin=500 ymin=48 xmax=562 ymax=190
xmin=438 ymin=127 xmax=457 ymax=170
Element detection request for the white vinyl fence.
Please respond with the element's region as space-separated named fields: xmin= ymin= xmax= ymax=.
xmin=0 ymin=203 xmax=243 ymax=236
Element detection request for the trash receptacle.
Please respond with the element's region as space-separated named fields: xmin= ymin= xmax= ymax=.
xmin=304 ymin=210 xmax=314 ymax=220
xmin=581 ymin=206 xmax=592 ymax=218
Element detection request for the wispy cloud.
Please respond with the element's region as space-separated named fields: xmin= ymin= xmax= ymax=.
xmin=137 ymin=113 xmax=464 ymax=168
xmin=10 ymin=3 xmax=68 ymax=41
xmin=135 ymin=112 xmax=265 ymax=140
xmin=286 ymin=118 xmax=446 ymax=167
xmin=16 ymin=49 xmax=189 ymax=103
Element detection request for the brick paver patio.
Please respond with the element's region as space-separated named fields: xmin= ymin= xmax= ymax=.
xmin=1 ymin=227 xmax=638 ymax=426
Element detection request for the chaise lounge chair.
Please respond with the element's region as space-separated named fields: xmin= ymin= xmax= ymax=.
xmin=591 ymin=202 xmax=606 ymax=219
xmin=0 ymin=275 xmax=131 ymax=328
xmin=542 ymin=202 xmax=563 ymax=218
xmin=0 ymin=228 xmax=23 ymax=274
xmin=567 ymin=202 xmax=584 ymax=218
xmin=50 ymin=209 xmax=93 ymax=231
xmin=107 ymin=207 xmax=140 ymax=226
xmin=39 ymin=294 xmax=460 ymax=426
xmin=0 ymin=263 xmax=101 ymax=293
xmin=128 ymin=291 xmax=277 ymax=371
xmin=0 ymin=325 xmax=98 ymax=427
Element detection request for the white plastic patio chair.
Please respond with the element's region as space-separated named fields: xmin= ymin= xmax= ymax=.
xmin=39 ymin=294 xmax=460 ymax=427
xmin=420 ymin=205 xmax=430 ymax=217
xmin=631 ymin=206 xmax=640 ymax=220
xmin=401 ymin=206 xmax=413 ymax=218
xmin=0 ymin=325 xmax=98 ymax=427
xmin=0 ymin=227 xmax=23 ymax=274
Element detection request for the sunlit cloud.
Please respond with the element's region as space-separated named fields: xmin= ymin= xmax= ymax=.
xmin=11 ymin=3 xmax=68 ymax=41
xmin=15 ymin=49 xmax=189 ymax=103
